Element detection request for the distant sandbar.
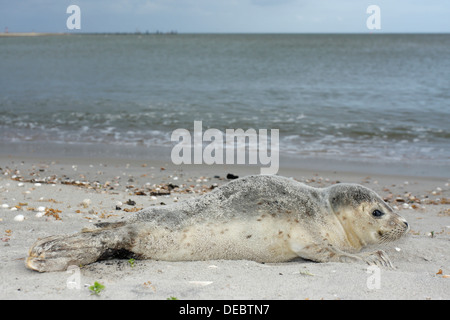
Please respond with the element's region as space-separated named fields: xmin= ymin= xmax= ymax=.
xmin=0 ymin=32 xmax=68 ymax=37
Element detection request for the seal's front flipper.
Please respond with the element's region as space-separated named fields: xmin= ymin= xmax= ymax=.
xmin=291 ymin=243 xmax=395 ymax=269
xmin=336 ymin=250 xmax=395 ymax=269
xmin=26 ymin=226 xmax=134 ymax=272
xmin=359 ymin=250 xmax=394 ymax=269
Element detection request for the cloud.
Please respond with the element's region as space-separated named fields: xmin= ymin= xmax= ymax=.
xmin=1 ymin=0 xmax=449 ymax=33
xmin=251 ymin=0 xmax=298 ymax=6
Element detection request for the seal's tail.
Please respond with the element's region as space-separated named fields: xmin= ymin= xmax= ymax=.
xmin=26 ymin=223 xmax=136 ymax=272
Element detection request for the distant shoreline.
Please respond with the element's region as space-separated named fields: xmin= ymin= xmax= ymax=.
xmin=0 ymin=32 xmax=69 ymax=37
xmin=1 ymin=32 xmax=449 ymax=37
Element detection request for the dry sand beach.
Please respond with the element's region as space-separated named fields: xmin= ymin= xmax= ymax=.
xmin=0 ymin=155 xmax=449 ymax=300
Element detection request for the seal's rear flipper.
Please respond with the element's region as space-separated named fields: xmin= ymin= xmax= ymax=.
xmin=26 ymin=226 xmax=134 ymax=272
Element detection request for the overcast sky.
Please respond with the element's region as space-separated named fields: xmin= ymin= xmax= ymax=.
xmin=1 ymin=0 xmax=449 ymax=33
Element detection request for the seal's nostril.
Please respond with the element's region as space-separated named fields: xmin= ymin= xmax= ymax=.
xmin=404 ymin=221 xmax=409 ymax=228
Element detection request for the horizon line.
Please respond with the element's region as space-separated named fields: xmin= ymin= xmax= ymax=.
xmin=1 ymin=31 xmax=450 ymax=37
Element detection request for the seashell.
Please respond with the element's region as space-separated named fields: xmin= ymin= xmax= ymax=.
xmin=188 ymin=281 xmax=213 ymax=287
xmin=82 ymin=199 xmax=92 ymax=208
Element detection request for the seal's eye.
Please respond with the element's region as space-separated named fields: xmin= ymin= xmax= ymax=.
xmin=372 ymin=209 xmax=385 ymax=218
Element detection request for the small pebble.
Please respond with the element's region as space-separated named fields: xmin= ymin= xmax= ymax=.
xmin=37 ymin=206 xmax=46 ymax=212
xmin=14 ymin=214 xmax=25 ymax=222
xmin=18 ymin=183 xmax=24 ymax=187
xmin=35 ymin=212 xmax=44 ymax=218
xmin=1 ymin=204 xmax=9 ymax=209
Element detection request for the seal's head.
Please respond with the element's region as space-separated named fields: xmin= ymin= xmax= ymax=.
xmin=327 ymin=183 xmax=409 ymax=249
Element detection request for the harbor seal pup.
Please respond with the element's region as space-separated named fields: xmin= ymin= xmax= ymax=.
xmin=26 ymin=175 xmax=409 ymax=272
